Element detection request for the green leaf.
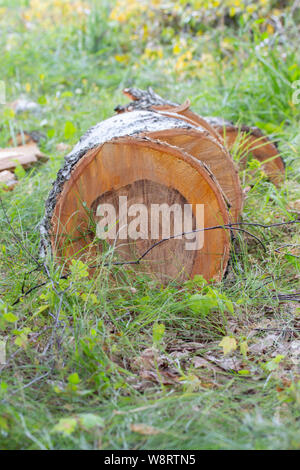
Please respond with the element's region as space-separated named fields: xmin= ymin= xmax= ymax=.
xmin=189 ymin=294 xmax=218 ymax=316
xmin=53 ymin=417 xmax=77 ymax=435
xmin=70 ymin=259 xmax=89 ymax=279
xmin=64 ymin=121 xmax=77 ymax=140
xmin=264 ymin=355 xmax=285 ymax=372
xmin=33 ymin=304 xmax=50 ymax=317
xmin=0 ymin=416 xmax=9 ymax=431
xmin=61 ymin=91 xmax=74 ymax=98
xmin=14 ymin=334 xmax=28 ymax=348
xmin=78 ymin=413 xmax=104 ymax=429
xmin=153 ymin=323 xmax=165 ymax=344
xmin=47 ymin=128 xmax=55 ymax=138
xmin=37 ymin=95 xmax=47 ymax=105
xmin=219 ymin=336 xmax=237 ymax=355
xmin=0 ymin=382 xmax=8 ymax=393
xmin=240 ymin=341 xmax=248 ymax=358
xmin=284 ymin=254 xmax=300 ymax=270
xmin=238 ymin=370 xmax=250 ymax=376
xmin=3 ymin=313 xmax=17 ymax=323
xmin=68 ymin=373 xmax=80 ymax=385
xmin=184 ymin=274 xmax=207 ymax=290
xmin=3 ymin=108 xmax=15 ymax=119
xmin=223 ymin=299 xmax=234 ymax=314
xmin=14 ymin=164 xmax=26 ymax=180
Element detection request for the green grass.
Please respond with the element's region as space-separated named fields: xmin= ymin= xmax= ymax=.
xmin=0 ymin=0 xmax=299 ymax=450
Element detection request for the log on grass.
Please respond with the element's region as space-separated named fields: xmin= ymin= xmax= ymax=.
xmin=117 ymin=98 xmax=243 ymax=220
xmin=117 ymin=87 xmax=285 ymax=186
xmin=204 ymin=117 xmax=285 ymax=186
xmin=139 ymin=118 xmax=243 ymax=221
xmin=41 ymin=111 xmax=231 ymax=283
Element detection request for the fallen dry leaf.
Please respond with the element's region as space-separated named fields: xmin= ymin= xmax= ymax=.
xmin=206 ymin=354 xmax=242 ymax=371
xmin=131 ymin=347 xmax=161 ymax=370
xmin=289 ymin=340 xmax=300 ymax=357
xmin=130 ymin=423 xmax=161 ymax=435
xmin=140 ymin=368 xmax=179 ymax=385
xmin=249 ymin=334 xmax=277 ymax=354
xmin=193 ymin=356 xmax=220 ymax=372
xmin=167 ymin=340 xmax=205 ymax=352
xmin=289 ymin=199 xmax=300 ymax=213
xmin=219 ymin=336 xmax=237 ymax=355
xmin=131 ymin=347 xmax=180 ymax=386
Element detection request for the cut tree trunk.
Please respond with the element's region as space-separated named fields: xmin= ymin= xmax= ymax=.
xmin=41 ymin=111 xmax=231 ymax=283
xmin=116 ymin=87 xmax=285 ymax=186
xmin=116 ymin=100 xmax=242 ymax=220
xmin=140 ymin=122 xmax=242 ymax=221
xmin=204 ymin=117 xmax=285 ymax=186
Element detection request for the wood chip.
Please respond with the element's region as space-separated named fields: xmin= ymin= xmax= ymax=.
xmin=0 ymin=170 xmax=18 ymax=190
xmin=130 ymin=423 xmax=161 ymax=435
xmin=0 ymin=142 xmax=47 ymax=171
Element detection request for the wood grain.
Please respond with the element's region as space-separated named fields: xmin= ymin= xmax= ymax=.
xmin=50 ymin=137 xmax=231 ymax=283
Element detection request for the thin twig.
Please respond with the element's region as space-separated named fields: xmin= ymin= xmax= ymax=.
xmin=10 ymin=219 xmax=300 ymax=305
xmin=0 ymin=372 xmax=50 ymax=405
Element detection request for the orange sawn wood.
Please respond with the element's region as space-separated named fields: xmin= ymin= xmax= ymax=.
xmin=50 ymin=137 xmax=231 ymax=283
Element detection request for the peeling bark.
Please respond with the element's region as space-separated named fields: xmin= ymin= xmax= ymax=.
xmin=115 ymin=87 xmax=274 ymax=138
xmin=116 ymin=88 xmax=285 ymax=183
